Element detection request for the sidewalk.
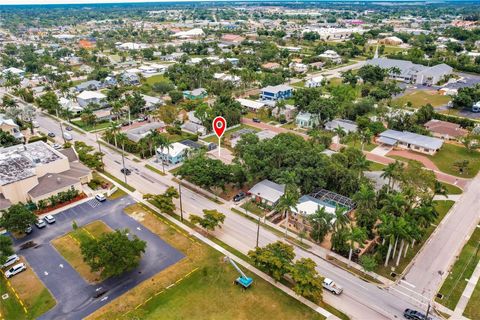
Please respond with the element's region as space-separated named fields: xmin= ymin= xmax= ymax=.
xmin=452 ymin=261 xmax=480 ymax=318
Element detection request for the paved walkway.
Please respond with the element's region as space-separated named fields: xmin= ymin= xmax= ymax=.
xmin=452 ymin=261 xmax=480 ymax=318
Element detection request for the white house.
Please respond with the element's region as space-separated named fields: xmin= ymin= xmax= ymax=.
xmin=318 ymin=50 xmax=342 ymax=64
xmin=236 ymin=98 xmax=267 ymax=112
xmin=156 ymin=142 xmax=191 ymax=165
xmin=76 ymin=91 xmax=106 ymax=108
xmin=306 ymin=75 xmax=324 ymax=88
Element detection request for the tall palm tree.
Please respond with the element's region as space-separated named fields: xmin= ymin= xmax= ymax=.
xmin=105 ymin=122 xmax=120 ymax=147
xmin=394 ymin=217 xmax=412 ymax=267
xmin=381 ymin=192 xmax=407 ymax=217
xmin=352 ymin=184 xmax=376 ymax=212
xmin=307 ymin=206 xmax=334 ymax=243
xmin=381 ymin=161 xmax=403 ymax=191
xmin=347 ymin=227 xmax=367 ymax=263
xmin=332 ymin=206 xmax=349 ymax=233
xmin=333 ymin=126 xmax=346 ymax=139
xmin=377 ymin=214 xmax=397 ymax=267
xmin=360 ymin=129 xmax=373 ymax=151
xmin=157 ymin=135 xmax=172 ymax=173
xmin=352 ymin=154 xmax=370 ymax=179
xmin=412 ymin=203 xmax=437 ymax=229
xmin=275 ymin=186 xmax=300 ymax=238
xmin=148 ymin=129 xmax=162 ymax=156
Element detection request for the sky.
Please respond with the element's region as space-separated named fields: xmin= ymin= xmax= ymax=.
xmin=1 ymin=0 xmax=218 ymax=5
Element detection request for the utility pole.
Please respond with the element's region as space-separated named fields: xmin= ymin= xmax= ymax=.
xmin=95 ymin=131 xmax=102 ymax=153
xmin=425 ymin=302 xmax=431 ymax=320
xmin=256 ymin=215 xmax=260 ymax=248
xmin=178 ymin=181 xmax=184 ymax=221
xmin=121 ymin=143 xmax=127 ymax=184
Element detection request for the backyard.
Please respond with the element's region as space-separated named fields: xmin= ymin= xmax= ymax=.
xmin=391 ymin=90 xmax=451 ymax=109
xmin=86 ymin=203 xmax=330 ymax=320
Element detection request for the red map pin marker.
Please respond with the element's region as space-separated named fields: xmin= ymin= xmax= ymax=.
xmin=213 ymin=116 xmax=227 ymax=138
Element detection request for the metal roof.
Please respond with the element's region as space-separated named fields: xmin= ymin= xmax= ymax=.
xmin=379 ymin=129 xmax=444 ymax=150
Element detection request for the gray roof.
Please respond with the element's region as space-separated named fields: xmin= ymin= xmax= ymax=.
xmin=379 ymin=129 xmax=444 ymax=150
xmin=28 ymin=173 xmax=79 ymax=198
xmin=76 ymin=80 xmax=102 ymax=91
xmin=249 ymin=179 xmax=285 ymax=204
xmin=325 ymin=119 xmax=358 ymax=133
xmin=417 ymin=63 xmax=453 ymax=77
xmin=59 ymin=148 xmax=78 ymax=162
xmin=261 ymin=84 xmax=293 ymax=94
xmin=366 ymin=58 xmax=452 ymax=80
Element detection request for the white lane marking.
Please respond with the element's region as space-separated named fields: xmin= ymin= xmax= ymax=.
xmin=100 ymin=296 xmax=108 ymax=302
xmin=95 ymin=287 xmax=103 ymax=292
xmin=136 ymin=227 xmax=141 ymax=231
xmin=400 ymin=280 xmax=416 ymax=288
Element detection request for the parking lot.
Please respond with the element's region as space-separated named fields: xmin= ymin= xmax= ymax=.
xmin=10 ymin=195 xmax=184 ymax=320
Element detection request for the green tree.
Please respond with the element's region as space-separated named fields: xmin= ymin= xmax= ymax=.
xmin=307 ymin=206 xmax=334 ymax=243
xmin=248 ymin=241 xmax=295 ymax=281
xmin=80 ymin=229 xmax=147 ymax=278
xmin=0 ymin=204 xmax=36 ymax=234
xmin=143 ymin=186 xmax=179 ymax=215
xmin=190 ymin=209 xmax=226 ymax=234
xmin=0 ymin=235 xmax=14 ymax=265
xmin=275 ymin=185 xmax=300 ymax=237
xmin=347 ymin=227 xmax=367 ymax=263
xmin=290 ymin=258 xmax=324 ymax=301
xmin=169 ymin=90 xmax=183 ymax=104
xmin=359 ymin=254 xmax=377 ymax=272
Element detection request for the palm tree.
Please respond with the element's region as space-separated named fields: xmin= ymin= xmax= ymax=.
xmin=352 ymin=154 xmax=370 ymax=179
xmin=360 ymin=129 xmax=373 ymax=151
xmin=412 ymin=203 xmax=437 ymax=229
xmin=393 ymin=217 xmax=412 ymax=267
xmin=380 ymin=192 xmax=407 ymax=217
xmin=275 ymin=185 xmax=300 ymax=238
xmin=157 ymin=135 xmax=172 ymax=173
xmin=105 ymin=122 xmax=120 ymax=147
xmin=137 ymin=138 xmax=150 ymax=158
xmin=307 ymin=206 xmax=334 ymax=243
xmin=332 ymin=206 xmax=349 ymax=233
xmin=333 ymin=126 xmax=346 ymax=139
xmin=381 ymin=161 xmax=403 ymax=191
xmin=352 ymin=184 xmax=376 ymax=212
xmin=377 ymin=214 xmax=396 ymax=267
xmin=347 ymin=227 xmax=367 ymax=263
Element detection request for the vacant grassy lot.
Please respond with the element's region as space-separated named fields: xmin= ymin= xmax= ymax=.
xmin=426 ymin=143 xmax=480 ymax=178
xmin=1 ymin=257 xmax=56 ymax=320
xmin=52 ymin=221 xmax=113 ymax=283
xmin=145 ymin=74 xmax=168 ymax=86
xmin=344 ymin=140 xmax=377 ymax=151
xmin=464 ymin=279 xmax=480 ymax=319
xmin=436 ymin=227 xmax=480 ymax=310
xmin=391 ymin=90 xmax=451 ymax=108
xmin=376 ymin=201 xmax=455 ymax=280
xmin=202 ymin=124 xmax=260 ymax=146
xmin=87 ymin=203 xmax=327 ymax=320
xmin=367 ymin=161 xmax=386 ymax=171
xmin=71 ymin=120 xmax=112 ymax=132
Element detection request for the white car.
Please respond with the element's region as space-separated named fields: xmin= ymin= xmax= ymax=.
xmin=2 ymin=254 xmax=19 ymax=269
xmin=32 ymin=121 xmax=40 ymax=128
xmin=53 ymin=143 xmax=61 ymax=150
xmin=322 ymin=278 xmax=343 ymax=295
xmin=5 ymin=263 xmax=26 ymax=278
xmin=44 ymin=215 xmax=56 ymax=224
xmin=95 ymin=194 xmax=106 ymax=202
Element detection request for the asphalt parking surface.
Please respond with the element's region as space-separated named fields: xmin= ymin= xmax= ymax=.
xmin=11 ymin=196 xmax=184 ymax=320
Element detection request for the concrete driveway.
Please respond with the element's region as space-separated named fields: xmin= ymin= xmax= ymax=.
xmin=11 ymin=196 xmax=184 ymax=320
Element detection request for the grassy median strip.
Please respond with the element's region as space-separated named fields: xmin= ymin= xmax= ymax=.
xmin=144 ymin=164 xmax=166 ymax=176
xmin=87 ymin=203 xmax=328 ymax=320
xmin=1 ymin=257 xmax=56 ymax=320
xmin=436 ymin=226 xmax=480 ymax=310
xmin=101 ymin=171 xmax=136 ymax=192
xmin=52 ymin=221 xmax=113 ymax=283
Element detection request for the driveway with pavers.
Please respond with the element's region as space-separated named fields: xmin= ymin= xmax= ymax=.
xmin=11 ymin=196 xmax=184 ymax=320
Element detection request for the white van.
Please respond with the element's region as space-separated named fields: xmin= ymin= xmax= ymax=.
xmin=323 ymin=278 xmax=343 ymax=295
xmin=63 ymin=132 xmax=73 ymax=141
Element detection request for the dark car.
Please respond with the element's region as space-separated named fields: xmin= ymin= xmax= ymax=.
xmin=48 ymin=132 xmax=56 ymax=137
xmin=65 ymin=126 xmax=73 ymax=131
xmin=252 ymin=118 xmax=261 ymax=123
xmin=403 ymin=309 xmax=431 ymax=320
xmin=233 ymin=191 xmax=246 ymax=202
xmin=122 ymin=121 xmax=133 ymax=127
xmin=121 ymin=168 xmax=132 ymax=175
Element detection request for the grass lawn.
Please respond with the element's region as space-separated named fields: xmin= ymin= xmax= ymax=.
xmin=244 ymin=111 xmax=275 ymax=123
xmin=102 ymin=171 xmax=136 ymax=192
xmin=71 ymin=120 xmax=112 ymax=132
xmin=292 ymin=80 xmax=305 ymax=88
xmin=202 ymin=124 xmax=260 ymax=145
xmin=368 ymin=160 xmax=386 ymax=171
xmin=436 ymin=227 xmax=480 ymax=310
xmin=163 ymin=131 xmax=198 ymax=143
xmin=1 ymin=257 xmax=56 ymax=319
xmin=391 ymin=90 xmax=451 ymax=109
xmin=426 ymin=143 xmax=480 ymax=178
xmin=145 ymin=164 xmax=166 ymax=176
xmin=464 ymin=279 xmax=480 ymax=319
xmin=328 ymin=77 xmax=342 ymax=86
xmin=107 ymin=188 xmax=127 ymax=200
xmin=375 ymin=200 xmax=455 ymax=280
xmin=52 ymin=221 xmax=113 ymax=283
xmin=241 ymin=200 xmax=266 ymax=216
xmin=388 ymin=155 xmax=425 ymax=167
xmin=144 ymin=74 xmax=168 ymax=86
xmin=87 ymin=203 xmax=328 ymax=320
xmin=439 ymin=182 xmax=463 ymax=195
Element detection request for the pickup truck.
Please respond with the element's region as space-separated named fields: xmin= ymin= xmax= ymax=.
xmin=323 ymin=278 xmax=343 ymax=295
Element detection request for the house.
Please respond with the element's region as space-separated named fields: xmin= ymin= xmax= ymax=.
xmin=289 ymin=62 xmax=308 ymax=73
xmin=183 ymin=88 xmax=207 ymax=100
xmin=173 ymin=28 xmax=205 ymax=39
xmin=156 ymin=142 xmax=191 ymax=165
xmin=248 ymin=179 xmax=285 ymax=207
xmin=0 ymin=115 xmax=23 ymax=140
xmin=76 ymin=91 xmax=106 ymax=108
xmin=0 ymin=142 xmax=91 ymax=209
xmin=379 ymin=36 xmax=404 ymax=45
xmin=121 ymin=72 xmax=140 ymax=85
xmin=325 ymin=119 xmax=358 ymax=134
xmin=141 ymin=94 xmax=163 ymax=111
xmin=272 ymin=104 xmax=296 ymax=121
xmin=306 ymin=75 xmax=324 ymax=88
xmin=256 ymin=130 xmax=277 ymax=141
xmin=214 ymin=73 xmax=241 ymax=85
xmin=295 ymin=112 xmax=319 ymax=129
xmin=230 ymin=128 xmax=257 ymax=148
xmin=260 ymin=85 xmax=293 ymax=101
xmin=181 ymin=121 xmax=207 ymax=136
xmin=377 ymin=129 xmax=444 ymax=155
xmin=2 ymin=67 xmax=25 ymax=78
xmin=117 ymin=42 xmax=149 ymax=50
xmin=59 ymin=97 xmax=83 ymax=114
xmin=179 ymin=139 xmax=203 ymax=150
xmin=126 ymin=122 xmax=165 ymax=143
xmin=236 ymin=98 xmax=266 ymax=112
xmin=221 ymin=34 xmax=245 ymax=45
xmin=261 ymin=62 xmax=281 ymax=70
xmin=318 ymin=50 xmax=342 ymax=64
xmin=75 ymin=80 xmax=103 ymax=92
xmin=424 ymin=119 xmax=468 ymax=140
xmin=366 ymin=58 xmax=453 ymax=85
xmin=473 ymin=101 xmax=480 ymax=112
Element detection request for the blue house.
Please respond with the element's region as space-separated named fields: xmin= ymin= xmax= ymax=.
xmin=260 ymin=85 xmax=293 ymax=101
xmin=156 ymin=142 xmax=191 ymax=165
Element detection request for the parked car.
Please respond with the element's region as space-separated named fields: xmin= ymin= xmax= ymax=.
xmin=48 ymin=132 xmax=55 ymax=137
xmin=35 ymin=219 xmax=46 ymax=228
xmin=252 ymin=118 xmax=261 ymax=123
xmin=53 ymin=143 xmax=61 ymax=150
xmin=122 ymin=121 xmax=133 ymax=127
xmin=44 ymin=215 xmax=56 ymax=224
xmin=233 ymin=191 xmax=246 ymax=202
xmin=322 ymin=278 xmax=343 ymax=295
xmin=2 ymin=254 xmax=19 ymax=269
xmin=121 ymin=168 xmax=132 ymax=175
xmin=95 ymin=194 xmax=106 ymax=202
xmin=403 ymin=309 xmax=432 ymax=320
xmin=63 ymin=132 xmax=73 ymax=141
xmin=65 ymin=126 xmax=73 ymax=131
xmin=137 ymin=116 xmax=148 ymax=122
xmin=5 ymin=263 xmax=26 ymax=278
xmin=24 ymin=226 xmax=33 ymax=234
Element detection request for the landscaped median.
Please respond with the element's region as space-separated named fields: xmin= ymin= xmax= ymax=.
xmin=1 ymin=257 xmax=56 ymax=320
xmin=85 ymin=203 xmax=339 ymax=320
xmin=52 ymin=221 xmax=113 ymax=283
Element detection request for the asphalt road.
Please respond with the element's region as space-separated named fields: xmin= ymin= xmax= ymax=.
xmin=12 ymin=196 xmax=184 ymax=320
